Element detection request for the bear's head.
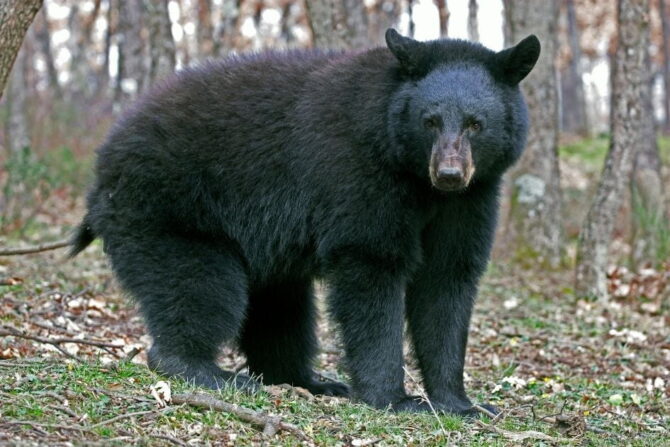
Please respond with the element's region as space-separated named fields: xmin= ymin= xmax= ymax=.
xmin=385 ymin=29 xmax=540 ymax=192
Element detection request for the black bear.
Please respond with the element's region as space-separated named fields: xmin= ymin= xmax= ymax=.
xmin=70 ymin=29 xmax=540 ymax=415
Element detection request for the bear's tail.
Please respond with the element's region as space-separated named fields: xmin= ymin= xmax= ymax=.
xmin=68 ymin=217 xmax=96 ymax=258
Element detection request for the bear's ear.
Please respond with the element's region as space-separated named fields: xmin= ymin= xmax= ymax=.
xmin=385 ymin=28 xmax=424 ymax=75
xmin=494 ymin=35 xmax=541 ymax=85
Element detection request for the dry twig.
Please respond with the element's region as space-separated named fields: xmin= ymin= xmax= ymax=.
xmin=0 ymin=324 xmax=124 ymax=353
xmin=171 ymin=392 xmax=309 ymax=440
xmin=0 ymin=239 xmax=70 ymax=256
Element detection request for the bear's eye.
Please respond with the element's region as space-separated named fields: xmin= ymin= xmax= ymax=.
xmin=469 ymin=121 xmax=481 ymax=132
xmin=423 ymin=116 xmax=440 ymax=130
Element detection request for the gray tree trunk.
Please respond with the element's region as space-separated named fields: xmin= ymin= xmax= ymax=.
xmin=434 ymin=0 xmax=449 ymax=37
xmin=213 ymin=0 xmax=241 ymax=56
xmin=467 ymin=0 xmax=478 ymax=42
xmin=560 ymin=0 xmax=589 ymax=136
xmin=0 ymin=0 xmax=42 ymax=100
xmin=660 ymin=0 xmax=670 ymax=132
xmin=6 ymin=45 xmax=30 ymax=153
xmin=305 ymin=0 xmax=369 ymax=49
xmin=368 ymin=0 xmax=401 ymax=46
xmin=196 ymin=0 xmax=214 ymax=58
xmin=575 ymin=0 xmax=650 ymax=299
xmin=35 ymin=5 xmax=62 ymax=100
xmin=146 ymin=0 xmax=176 ymax=85
xmin=116 ymin=0 xmax=146 ymax=102
xmin=502 ymin=0 xmax=563 ymax=268
xmin=630 ymin=52 xmax=666 ymax=267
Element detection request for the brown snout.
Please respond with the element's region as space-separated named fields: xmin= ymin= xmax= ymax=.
xmin=429 ymin=136 xmax=475 ymax=192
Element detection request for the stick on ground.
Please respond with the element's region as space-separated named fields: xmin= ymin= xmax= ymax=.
xmin=171 ymin=392 xmax=309 ymax=440
xmin=0 ymin=239 xmax=70 ymax=256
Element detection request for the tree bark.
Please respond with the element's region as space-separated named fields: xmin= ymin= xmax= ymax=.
xmin=575 ymin=0 xmax=650 ymax=298
xmin=305 ymin=0 xmax=369 ymax=49
xmin=101 ymin=0 xmax=114 ymax=90
xmin=660 ymin=0 xmax=670 ymax=132
xmin=0 ymin=0 xmax=42 ymax=100
xmin=502 ymin=0 xmax=563 ymax=268
xmin=116 ymin=0 xmax=146 ymax=102
xmin=434 ymin=0 xmax=449 ymax=37
xmin=34 ymin=5 xmax=62 ymax=100
xmin=560 ymin=0 xmax=589 ymax=136
xmin=214 ymin=0 xmax=241 ymax=56
xmin=146 ymin=0 xmax=176 ymax=85
xmin=6 ymin=44 xmax=30 ymax=152
xmin=368 ymin=0 xmax=401 ymax=46
xmin=196 ymin=0 xmax=214 ymax=58
xmin=630 ymin=48 xmax=666 ymax=266
xmin=467 ymin=0 xmax=478 ymax=42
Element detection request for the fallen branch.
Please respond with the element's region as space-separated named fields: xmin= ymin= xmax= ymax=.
xmin=0 ymin=239 xmax=70 ymax=256
xmin=0 ymin=324 xmax=125 ymax=349
xmin=89 ymin=408 xmax=172 ymax=428
xmin=0 ymin=325 xmax=124 ymax=363
xmin=171 ymin=392 xmax=309 ymax=440
xmin=474 ymin=419 xmax=564 ymax=443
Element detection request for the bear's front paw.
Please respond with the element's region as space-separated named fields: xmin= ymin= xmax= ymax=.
xmin=389 ymin=396 xmax=436 ymax=412
xmin=303 ymin=379 xmax=351 ymax=397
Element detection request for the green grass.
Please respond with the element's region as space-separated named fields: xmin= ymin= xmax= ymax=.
xmin=559 ymin=134 xmax=610 ymax=169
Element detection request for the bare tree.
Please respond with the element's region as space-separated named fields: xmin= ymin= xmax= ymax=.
xmin=502 ymin=0 xmax=563 ymax=268
xmin=6 ymin=45 xmax=30 ymax=152
xmin=575 ymin=0 xmax=650 ymax=298
xmin=146 ymin=0 xmax=176 ymax=85
xmin=660 ymin=0 xmax=670 ymax=132
xmin=102 ymin=0 xmax=114 ymax=89
xmin=630 ymin=51 xmax=666 ymax=266
xmin=434 ymin=0 xmax=449 ymax=37
xmin=560 ymin=0 xmax=589 ymax=136
xmin=0 ymin=0 xmax=42 ymax=100
xmin=467 ymin=0 xmax=478 ymax=42
xmin=34 ymin=5 xmax=62 ymax=100
xmin=214 ymin=0 xmax=241 ymax=56
xmin=368 ymin=0 xmax=401 ymax=45
xmin=305 ymin=0 xmax=368 ymax=49
xmin=116 ymin=0 xmax=146 ymax=102
xmin=196 ymin=0 xmax=214 ymax=57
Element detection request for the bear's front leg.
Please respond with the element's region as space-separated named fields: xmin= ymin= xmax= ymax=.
xmin=405 ymin=195 xmax=500 ymax=417
xmin=325 ymin=251 xmax=423 ymax=411
xmin=406 ymin=271 xmax=483 ymax=416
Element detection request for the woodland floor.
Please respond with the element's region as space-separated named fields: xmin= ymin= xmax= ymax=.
xmin=0 ymin=135 xmax=669 ymax=446
xmin=0 ymin=226 xmax=668 ymax=445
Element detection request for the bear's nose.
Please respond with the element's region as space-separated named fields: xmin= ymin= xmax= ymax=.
xmin=437 ymin=167 xmax=463 ymax=181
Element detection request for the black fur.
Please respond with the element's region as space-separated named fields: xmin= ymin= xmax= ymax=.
xmin=71 ymin=31 xmax=539 ymax=414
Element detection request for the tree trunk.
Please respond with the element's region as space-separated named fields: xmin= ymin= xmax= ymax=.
xmin=630 ymin=50 xmax=666 ymax=266
xmin=101 ymin=0 xmax=114 ymax=90
xmin=6 ymin=45 xmax=30 ymax=152
xmin=197 ymin=0 xmax=214 ymax=58
xmin=0 ymin=0 xmax=42 ymax=100
xmin=660 ymin=0 xmax=670 ymax=132
xmin=116 ymin=0 xmax=146 ymax=102
xmin=146 ymin=0 xmax=176 ymax=85
xmin=502 ymin=0 xmax=563 ymax=268
xmin=467 ymin=0 xmax=478 ymax=42
xmin=368 ymin=0 xmax=401 ymax=46
xmin=575 ymin=0 xmax=650 ymax=299
xmin=305 ymin=0 xmax=369 ymax=49
xmin=35 ymin=5 xmax=62 ymax=100
xmin=434 ymin=0 xmax=449 ymax=37
xmin=560 ymin=0 xmax=589 ymax=136
xmin=214 ymin=0 xmax=241 ymax=56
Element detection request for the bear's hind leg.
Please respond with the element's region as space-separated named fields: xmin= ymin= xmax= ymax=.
xmin=106 ymin=231 xmax=256 ymax=391
xmin=239 ymin=279 xmax=349 ymax=397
